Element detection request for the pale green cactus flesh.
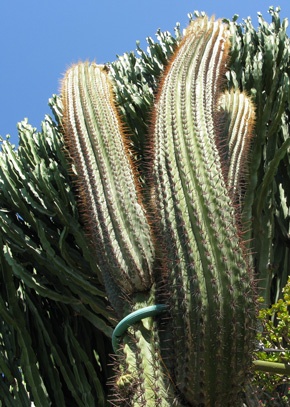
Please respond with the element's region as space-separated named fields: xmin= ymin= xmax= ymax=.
xmin=61 ymin=63 xmax=155 ymax=311
xmin=151 ymin=17 xmax=256 ymax=406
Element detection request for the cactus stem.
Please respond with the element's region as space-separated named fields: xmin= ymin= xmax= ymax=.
xmin=61 ymin=62 xmax=155 ymax=314
xmin=150 ymin=16 xmax=256 ymax=406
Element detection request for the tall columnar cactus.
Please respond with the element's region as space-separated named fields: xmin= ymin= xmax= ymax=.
xmin=61 ymin=16 xmax=256 ymax=407
xmin=150 ymin=16 xmax=256 ymax=405
xmin=61 ymin=63 xmax=155 ymax=314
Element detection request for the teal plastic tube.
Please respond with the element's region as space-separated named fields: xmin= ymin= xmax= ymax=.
xmin=112 ymin=304 xmax=168 ymax=353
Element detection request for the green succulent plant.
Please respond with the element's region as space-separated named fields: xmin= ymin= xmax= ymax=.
xmin=59 ymin=16 xmax=256 ymax=407
xmin=1 ymin=7 xmax=290 ymax=407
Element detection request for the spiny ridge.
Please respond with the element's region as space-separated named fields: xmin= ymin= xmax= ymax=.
xmin=151 ymin=16 xmax=256 ymax=406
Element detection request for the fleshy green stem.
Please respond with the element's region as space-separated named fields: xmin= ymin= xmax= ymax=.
xmin=61 ymin=62 xmax=155 ymax=313
xmin=252 ymin=360 xmax=290 ymax=375
xmin=151 ymin=16 xmax=256 ymax=406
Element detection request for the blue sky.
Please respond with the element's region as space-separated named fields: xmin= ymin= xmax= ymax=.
xmin=1 ymin=0 xmax=290 ymax=147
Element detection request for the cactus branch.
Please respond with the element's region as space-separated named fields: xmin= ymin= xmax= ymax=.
xmin=151 ymin=16 xmax=256 ymax=406
xmin=61 ymin=63 xmax=155 ymax=313
xmin=217 ymin=89 xmax=256 ymax=199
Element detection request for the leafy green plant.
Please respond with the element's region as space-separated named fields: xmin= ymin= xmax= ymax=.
xmin=224 ymin=6 xmax=290 ymax=307
xmin=252 ymin=278 xmax=290 ymax=402
xmin=0 ymin=111 xmax=113 ymax=407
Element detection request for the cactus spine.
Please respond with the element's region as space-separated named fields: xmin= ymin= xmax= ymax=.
xmin=151 ymin=17 xmax=256 ymax=406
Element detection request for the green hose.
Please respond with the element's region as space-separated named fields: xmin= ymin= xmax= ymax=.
xmin=112 ymin=304 xmax=168 ymax=353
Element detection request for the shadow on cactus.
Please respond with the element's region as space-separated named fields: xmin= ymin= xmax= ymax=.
xmin=60 ymin=16 xmax=256 ymax=406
